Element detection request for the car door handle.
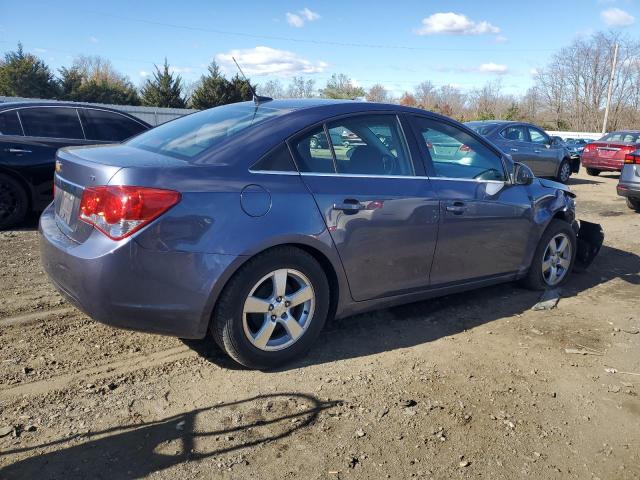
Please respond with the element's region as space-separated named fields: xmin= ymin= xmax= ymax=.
xmin=333 ymin=200 xmax=365 ymax=212
xmin=445 ymin=202 xmax=467 ymax=214
xmin=510 ymin=148 xmax=518 ymax=152
xmin=5 ymin=148 xmax=32 ymax=154
xmin=533 ymin=149 xmax=542 ymax=153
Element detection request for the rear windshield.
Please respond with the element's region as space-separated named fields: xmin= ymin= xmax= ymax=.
xmin=126 ymin=103 xmax=291 ymax=159
xmin=466 ymin=124 xmax=496 ymax=136
xmin=599 ymin=132 xmax=640 ymax=144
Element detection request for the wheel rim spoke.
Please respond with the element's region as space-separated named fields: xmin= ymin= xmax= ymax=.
xmin=287 ymin=285 xmax=313 ymax=308
xmin=558 ymin=257 xmax=570 ymax=269
xmin=542 ymin=258 xmax=552 ymax=273
xmin=283 ymin=316 xmax=304 ymax=341
xmin=244 ymin=296 xmax=272 ymax=314
xmin=557 ymin=237 xmax=568 ymax=254
xmin=272 ymin=269 xmax=288 ymax=298
xmin=548 ymin=239 xmax=557 ymax=254
xmin=253 ymin=319 xmax=277 ymax=349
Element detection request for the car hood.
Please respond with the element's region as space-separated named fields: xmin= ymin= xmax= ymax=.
xmin=537 ymin=178 xmax=576 ymax=197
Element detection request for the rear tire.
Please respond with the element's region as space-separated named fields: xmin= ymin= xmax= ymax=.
xmin=586 ymin=168 xmax=600 ymax=176
xmin=520 ymin=220 xmax=576 ymax=290
xmin=0 ymin=174 xmax=28 ymax=230
xmin=556 ymin=159 xmax=572 ymax=184
xmin=211 ymin=246 xmax=330 ymax=369
xmin=627 ymin=197 xmax=640 ymax=212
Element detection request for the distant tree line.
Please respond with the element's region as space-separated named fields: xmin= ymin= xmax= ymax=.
xmin=2 ymin=31 xmax=639 ymax=130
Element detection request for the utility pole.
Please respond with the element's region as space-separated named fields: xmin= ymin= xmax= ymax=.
xmin=602 ymin=43 xmax=619 ymax=135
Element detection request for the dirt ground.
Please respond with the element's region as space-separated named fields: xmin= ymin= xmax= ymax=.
xmin=1 ymin=170 xmax=639 ymax=480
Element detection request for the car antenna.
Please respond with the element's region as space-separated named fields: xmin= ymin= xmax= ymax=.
xmin=232 ymin=56 xmax=272 ymax=105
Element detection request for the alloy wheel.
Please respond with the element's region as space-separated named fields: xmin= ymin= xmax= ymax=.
xmin=242 ymin=268 xmax=315 ymax=351
xmin=560 ymin=162 xmax=571 ymax=183
xmin=542 ymin=233 xmax=572 ymax=286
xmin=0 ymin=179 xmax=19 ymax=222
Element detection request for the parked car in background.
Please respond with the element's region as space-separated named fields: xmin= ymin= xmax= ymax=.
xmin=0 ymin=102 xmax=150 ymax=229
xmin=465 ymin=121 xmax=577 ymax=183
xmin=581 ymin=131 xmax=640 ymax=176
xmin=617 ymin=149 xmax=640 ymax=212
xmin=40 ymin=99 xmax=602 ymax=369
xmin=563 ymin=138 xmax=589 ymax=158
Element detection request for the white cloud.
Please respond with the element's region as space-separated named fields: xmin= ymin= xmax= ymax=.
xmin=494 ymin=35 xmax=508 ymax=43
xmin=33 ymin=47 xmax=47 ymax=53
xmin=286 ymin=8 xmax=320 ymax=27
xmin=216 ymin=46 xmax=328 ymax=77
xmin=139 ymin=70 xmax=150 ymax=78
xmin=529 ymin=68 xmax=539 ymax=76
xmin=476 ymin=63 xmax=508 ymax=74
xmin=601 ymin=7 xmax=635 ymax=26
xmin=89 ymin=36 xmax=99 ymax=43
xmin=417 ymin=12 xmax=500 ymax=35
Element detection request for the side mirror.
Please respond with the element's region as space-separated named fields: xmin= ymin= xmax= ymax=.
xmin=513 ymin=162 xmax=534 ymax=185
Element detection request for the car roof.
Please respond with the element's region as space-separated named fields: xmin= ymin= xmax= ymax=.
xmin=465 ymin=120 xmax=519 ymax=127
xmin=0 ymin=101 xmax=151 ymax=125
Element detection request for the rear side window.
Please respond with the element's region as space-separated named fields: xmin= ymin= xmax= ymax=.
xmin=251 ymin=143 xmax=296 ymax=172
xmin=600 ymin=132 xmax=640 ymax=144
xmin=19 ymin=107 xmax=84 ymax=139
xmin=413 ymin=116 xmax=506 ymax=181
xmin=293 ymin=126 xmax=335 ymax=173
xmin=0 ymin=111 xmax=22 ymax=136
xmin=80 ymin=109 xmax=147 ymax=141
xmin=501 ymin=125 xmax=527 ymax=142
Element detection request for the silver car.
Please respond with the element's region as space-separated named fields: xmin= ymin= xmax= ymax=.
xmin=617 ymin=149 xmax=640 ymax=212
xmin=466 ymin=121 xmax=577 ymax=183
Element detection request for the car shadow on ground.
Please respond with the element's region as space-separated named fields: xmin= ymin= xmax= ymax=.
xmin=0 ymin=393 xmax=338 ymax=479
xmin=568 ymin=177 xmax=604 ymax=186
xmin=188 ymin=244 xmax=639 ymax=372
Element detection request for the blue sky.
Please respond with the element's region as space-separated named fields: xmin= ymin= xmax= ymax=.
xmin=0 ymin=0 xmax=638 ymax=96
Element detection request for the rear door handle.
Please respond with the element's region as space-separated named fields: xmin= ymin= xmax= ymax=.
xmin=510 ymin=148 xmax=518 ymax=152
xmin=5 ymin=148 xmax=32 ymax=154
xmin=333 ymin=200 xmax=364 ymax=212
xmin=445 ymin=202 xmax=467 ymax=214
xmin=533 ymin=149 xmax=542 ymax=153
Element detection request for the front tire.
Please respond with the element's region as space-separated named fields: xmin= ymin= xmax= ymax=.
xmin=521 ymin=220 xmax=576 ymax=290
xmin=586 ymin=167 xmax=600 ymax=176
xmin=627 ymin=197 xmax=640 ymax=212
xmin=0 ymin=174 xmax=28 ymax=230
xmin=211 ymin=246 xmax=330 ymax=369
xmin=557 ymin=159 xmax=571 ymax=184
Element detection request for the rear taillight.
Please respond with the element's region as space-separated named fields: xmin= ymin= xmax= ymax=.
xmin=625 ymin=152 xmax=639 ymax=164
xmin=583 ymin=145 xmax=592 ymax=153
xmin=79 ymin=186 xmax=181 ymax=240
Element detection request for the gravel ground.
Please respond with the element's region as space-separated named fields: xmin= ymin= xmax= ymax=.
xmin=0 ymin=170 xmax=639 ymax=480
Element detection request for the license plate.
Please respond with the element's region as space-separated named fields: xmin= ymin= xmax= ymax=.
xmin=598 ymin=149 xmax=615 ymax=158
xmin=58 ymin=190 xmax=76 ymax=225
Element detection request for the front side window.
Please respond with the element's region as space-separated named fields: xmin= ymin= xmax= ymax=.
xmin=501 ymin=125 xmax=527 ymax=142
xmin=414 ymin=116 xmax=506 ymax=181
xmin=127 ymin=103 xmax=291 ymax=159
xmin=19 ymin=107 xmax=84 ymax=139
xmin=0 ymin=111 xmax=22 ymax=136
xmin=528 ymin=127 xmax=549 ymax=144
xmin=80 ymin=109 xmax=147 ymax=142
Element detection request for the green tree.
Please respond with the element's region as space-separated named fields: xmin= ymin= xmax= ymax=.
xmin=319 ymin=74 xmax=364 ymax=99
xmin=140 ymin=59 xmax=186 ymax=108
xmin=0 ymin=43 xmax=58 ymax=98
xmin=57 ymin=56 xmax=140 ymax=105
xmin=190 ymin=63 xmax=254 ymax=109
xmin=504 ymin=102 xmax=521 ymax=120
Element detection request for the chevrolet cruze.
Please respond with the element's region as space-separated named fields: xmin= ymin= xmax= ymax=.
xmin=40 ymin=99 xmax=597 ymax=369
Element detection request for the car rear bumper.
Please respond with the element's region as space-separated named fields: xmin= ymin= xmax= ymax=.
xmin=39 ymin=203 xmax=239 ymax=339
xmin=581 ymin=156 xmax=623 ymax=171
xmin=617 ymin=183 xmax=640 ymax=199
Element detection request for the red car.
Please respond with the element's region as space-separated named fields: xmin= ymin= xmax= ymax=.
xmin=582 ymin=130 xmax=640 ymax=176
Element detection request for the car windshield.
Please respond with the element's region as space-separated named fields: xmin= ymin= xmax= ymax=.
xmin=127 ymin=102 xmax=291 ymax=159
xmin=466 ymin=124 xmax=497 ymax=136
xmin=599 ymin=132 xmax=640 ymax=144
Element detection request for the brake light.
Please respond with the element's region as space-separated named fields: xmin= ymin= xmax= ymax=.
xmin=583 ymin=145 xmax=592 ymax=153
xmin=459 ymin=144 xmax=471 ymax=152
xmin=79 ymin=186 xmax=181 ymax=240
xmin=625 ymin=152 xmax=639 ymax=164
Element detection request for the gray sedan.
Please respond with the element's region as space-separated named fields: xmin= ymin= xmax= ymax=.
xmin=40 ymin=100 xmax=601 ymax=369
xmin=466 ymin=121 xmax=577 ymax=183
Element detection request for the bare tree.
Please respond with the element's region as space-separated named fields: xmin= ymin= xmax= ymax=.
xmin=366 ymin=84 xmax=388 ymax=103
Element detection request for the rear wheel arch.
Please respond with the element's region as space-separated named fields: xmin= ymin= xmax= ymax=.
xmin=202 ymin=242 xmax=342 ymax=338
